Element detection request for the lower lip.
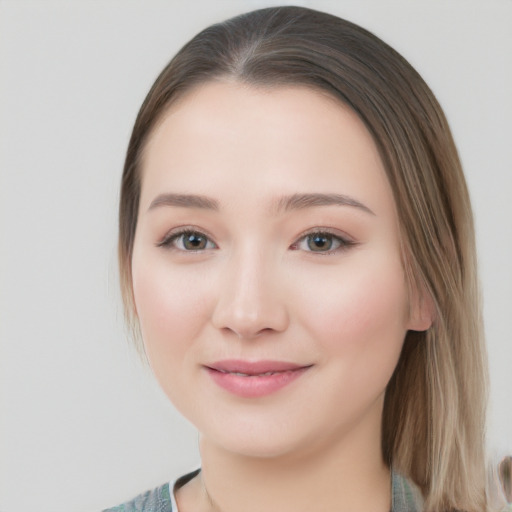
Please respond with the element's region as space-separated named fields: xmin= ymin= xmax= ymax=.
xmin=205 ymin=367 xmax=310 ymax=398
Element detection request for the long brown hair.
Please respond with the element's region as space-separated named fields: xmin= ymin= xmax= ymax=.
xmin=119 ymin=7 xmax=489 ymax=511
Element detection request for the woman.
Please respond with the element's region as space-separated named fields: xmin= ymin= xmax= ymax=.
xmin=108 ymin=6 xmax=496 ymax=511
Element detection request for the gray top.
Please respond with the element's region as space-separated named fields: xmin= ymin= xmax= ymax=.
xmin=392 ymin=470 xmax=423 ymax=512
xmin=102 ymin=469 xmax=423 ymax=511
xmin=102 ymin=482 xmax=172 ymax=512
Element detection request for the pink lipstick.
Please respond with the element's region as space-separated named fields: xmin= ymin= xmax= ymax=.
xmin=204 ymin=360 xmax=311 ymax=398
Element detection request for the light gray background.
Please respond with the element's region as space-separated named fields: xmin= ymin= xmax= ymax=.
xmin=0 ymin=1 xmax=511 ymax=511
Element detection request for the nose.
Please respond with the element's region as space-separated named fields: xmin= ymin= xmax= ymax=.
xmin=211 ymin=249 xmax=290 ymax=339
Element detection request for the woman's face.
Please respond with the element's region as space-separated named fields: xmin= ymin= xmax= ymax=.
xmin=131 ymin=82 xmax=429 ymax=458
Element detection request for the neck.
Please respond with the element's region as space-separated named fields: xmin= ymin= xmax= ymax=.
xmin=191 ymin=417 xmax=391 ymax=512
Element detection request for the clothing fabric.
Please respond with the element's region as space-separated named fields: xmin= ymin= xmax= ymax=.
xmin=102 ymin=469 xmax=422 ymax=512
xmin=102 ymin=470 xmax=199 ymax=512
xmin=102 ymin=482 xmax=172 ymax=512
xmin=392 ymin=471 xmax=423 ymax=512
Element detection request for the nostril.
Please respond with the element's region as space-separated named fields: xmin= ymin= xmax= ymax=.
xmin=212 ymin=303 xmax=289 ymax=339
xmin=210 ymin=263 xmax=290 ymax=337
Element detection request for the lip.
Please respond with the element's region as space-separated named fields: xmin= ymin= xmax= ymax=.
xmin=204 ymin=359 xmax=312 ymax=398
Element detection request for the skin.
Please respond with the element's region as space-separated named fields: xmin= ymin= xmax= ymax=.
xmin=131 ymin=81 xmax=431 ymax=512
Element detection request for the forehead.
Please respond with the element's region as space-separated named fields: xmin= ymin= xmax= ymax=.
xmin=139 ymin=81 xmax=395 ymax=218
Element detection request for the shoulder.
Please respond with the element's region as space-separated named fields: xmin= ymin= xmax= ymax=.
xmin=392 ymin=471 xmax=423 ymax=512
xmin=102 ymin=482 xmax=173 ymax=512
xmin=101 ymin=469 xmax=200 ymax=512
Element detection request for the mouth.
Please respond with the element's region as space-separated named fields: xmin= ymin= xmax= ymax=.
xmin=216 ymin=370 xmax=285 ymax=377
xmin=204 ymin=360 xmax=312 ymax=398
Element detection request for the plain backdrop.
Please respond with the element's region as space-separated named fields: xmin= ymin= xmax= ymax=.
xmin=0 ymin=1 xmax=511 ymax=511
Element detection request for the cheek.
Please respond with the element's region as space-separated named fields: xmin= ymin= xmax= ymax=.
xmin=131 ymin=257 xmax=213 ymax=371
xmin=297 ymin=254 xmax=409 ymax=367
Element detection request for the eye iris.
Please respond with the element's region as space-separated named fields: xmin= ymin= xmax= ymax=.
xmin=307 ymin=234 xmax=332 ymax=251
xmin=183 ymin=233 xmax=207 ymax=250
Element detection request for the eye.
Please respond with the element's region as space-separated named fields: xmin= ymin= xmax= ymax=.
xmin=291 ymin=231 xmax=354 ymax=254
xmin=158 ymin=229 xmax=216 ymax=251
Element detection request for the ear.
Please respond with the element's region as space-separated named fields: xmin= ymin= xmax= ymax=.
xmin=407 ymin=282 xmax=435 ymax=332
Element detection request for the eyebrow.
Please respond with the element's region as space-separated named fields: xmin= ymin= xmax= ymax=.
xmin=147 ymin=192 xmax=374 ymax=215
xmin=275 ymin=193 xmax=375 ymax=215
xmin=148 ymin=193 xmax=219 ymax=211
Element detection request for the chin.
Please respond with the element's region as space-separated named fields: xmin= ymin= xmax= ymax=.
xmin=200 ymin=413 xmax=327 ymax=461
xmin=211 ymin=432 xmax=306 ymax=460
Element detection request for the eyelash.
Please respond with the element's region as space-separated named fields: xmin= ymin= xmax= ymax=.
xmin=290 ymin=229 xmax=356 ymax=255
xmin=157 ymin=227 xmax=217 ymax=252
xmin=157 ymin=227 xmax=356 ymax=255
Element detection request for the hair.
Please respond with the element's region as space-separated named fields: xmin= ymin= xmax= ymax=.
xmin=118 ymin=6 xmax=489 ymax=511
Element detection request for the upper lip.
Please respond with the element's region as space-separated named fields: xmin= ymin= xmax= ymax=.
xmin=205 ymin=359 xmax=311 ymax=375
